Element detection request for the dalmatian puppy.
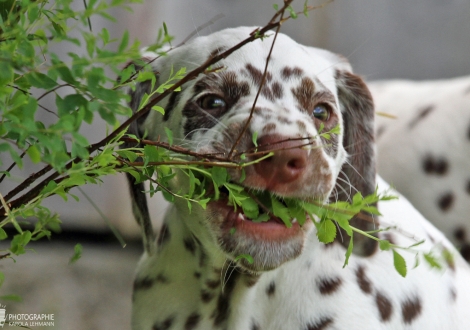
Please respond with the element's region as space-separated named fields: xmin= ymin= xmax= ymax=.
xmin=126 ymin=27 xmax=470 ymax=330
xmin=370 ymin=78 xmax=470 ymax=262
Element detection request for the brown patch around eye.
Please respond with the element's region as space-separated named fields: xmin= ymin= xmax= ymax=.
xmin=292 ymin=77 xmax=316 ymax=112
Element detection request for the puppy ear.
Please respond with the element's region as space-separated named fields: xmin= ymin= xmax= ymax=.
xmin=125 ymin=56 xmax=158 ymax=138
xmin=334 ymin=69 xmax=378 ymax=256
xmin=121 ymin=56 xmax=158 ymax=255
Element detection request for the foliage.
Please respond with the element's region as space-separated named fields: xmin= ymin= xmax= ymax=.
xmin=0 ymin=0 xmax=451 ymax=301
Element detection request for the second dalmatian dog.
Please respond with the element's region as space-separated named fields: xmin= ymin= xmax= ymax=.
xmin=125 ymin=27 xmax=470 ymax=330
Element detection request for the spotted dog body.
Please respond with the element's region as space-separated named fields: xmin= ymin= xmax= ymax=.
xmin=127 ymin=28 xmax=470 ymax=330
xmin=371 ymin=78 xmax=470 ymax=261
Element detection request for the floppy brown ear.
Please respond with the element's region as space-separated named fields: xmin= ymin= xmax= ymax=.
xmin=334 ymin=69 xmax=378 ymax=256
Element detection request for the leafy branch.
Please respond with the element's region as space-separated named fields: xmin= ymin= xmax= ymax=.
xmin=0 ymin=0 xmax=451 ymax=284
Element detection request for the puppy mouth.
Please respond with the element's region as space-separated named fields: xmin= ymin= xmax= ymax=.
xmin=208 ymin=185 xmax=305 ymax=241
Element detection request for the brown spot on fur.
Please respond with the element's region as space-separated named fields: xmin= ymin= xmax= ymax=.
xmin=461 ymin=244 xmax=470 ymax=262
xmin=152 ymin=315 xmax=175 ymax=330
xmin=422 ymin=155 xmax=449 ymax=175
xmin=194 ymin=272 xmax=201 ymax=279
xmin=281 ymin=66 xmax=304 ymax=79
xmin=450 ymin=287 xmax=457 ymax=302
xmin=208 ymin=47 xmax=227 ymax=61
xmin=245 ymin=63 xmax=272 ymax=84
xmin=317 ymin=277 xmax=342 ymax=295
xmin=438 ymin=192 xmax=455 ymax=212
xmin=133 ymin=277 xmax=154 ymax=291
xmin=277 ymin=116 xmax=292 ymax=125
xmin=266 ymin=281 xmax=276 ymax=296
xmin=296 ymin=120 xmax=307 ymax=134
xmin=272 ymin=81 xmax=283 ymax=99
xmin=184 ymin=312 xmax=201 ymax=330
xmin=401 ymin=297 xmax=422 ymax=324
xmin=262 ymin=122 xmax=277 ymax=134
xmin=355 ymin=266 xmax=372 ymax=294
xmin=251 ymin=320 xmax=260 ymax=330
xmin=156 ymin=273 xmax=169 ymax=284
xmin=184 ymin=237 xmax=197 ymax=255
xmin=206 ymin=279 xmax=220 ymax=289
xmin=454 ymin=227 xmax=466 ymax=242
xmin=306 ymin=317 xmax=333 ymax=330
xmin=382 ymin=232 xmax=396 ymax=245
xmin=201 ymin=290 xmax=215 ymax=303
xmin=376 ymin=292 xmax=393 ymax=322
xmin=409 ymin=105 xmax=435 ymax=129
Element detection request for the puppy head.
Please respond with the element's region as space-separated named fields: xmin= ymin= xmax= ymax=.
xmin=128 ymin=27 xmax=376 ymax=271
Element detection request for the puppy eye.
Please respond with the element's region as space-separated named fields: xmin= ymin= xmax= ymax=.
xmin=312 ymin=104 xmax=330 ymax=121
xmin=199 ymin=95 xmax=227 ymax=111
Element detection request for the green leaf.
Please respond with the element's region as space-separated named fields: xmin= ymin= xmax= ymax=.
xmin=240 ymin=197 xmax=259 ymax=220
xmin=164 ymin=127 xmax=173 ymax=146
xmin=423 ymin=252 xmax=442 ymax=270
xmin=393 ymin=250 xmax=407 ymax=277
xmin=188 ymin=170 xmax=196 ymax=197
xmin=69 ymin=244 xmax=83 ymax=264
xmin=379 ymin=239 xmax=391 ymax=251
xmin=10 ymin=231 xmax=32 ymax=255
xmin=0 ymin=228 xmax=7 ymax=240
xmin=26 ymin=145 xmax=41 ymax=163
xmin=26 ymin=72 xmax=58 ymax=89
xmin=196 ymin=198 xmax=210 ymax=210
xmin=252 ymin=131 xmax=258 ymax=148
xmin=271 ymin=196 xmax=291 ymax=227
xmin=152 ymin=105 xmax=165 ymax=115
xmin=316 ymin=219 xmax=336 ymax=244
xmin=119 ymin=30 xmax=129 ymax=52
xmin=343 ymin=233 xmax=354 ymax=268
xmin=0 ymin=272 xmax=4 ymax=288
xmin=212 ymin=166 xmax=228 ymax=187
xmin=234 ymin=253 xmax=253 ymax=264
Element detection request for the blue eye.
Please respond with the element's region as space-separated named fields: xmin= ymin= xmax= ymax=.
xmin=199 ymin=95 xmax=227 ymax=111
xmin=312 ymin=104 xmax=330 ymax=121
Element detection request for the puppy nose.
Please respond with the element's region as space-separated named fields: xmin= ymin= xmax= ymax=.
xmin=253 ymin=134 xmax=308 ymax=185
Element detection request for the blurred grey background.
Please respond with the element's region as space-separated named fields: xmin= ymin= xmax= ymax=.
xmin=1 ymin=0 xmax=469 ymax=329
